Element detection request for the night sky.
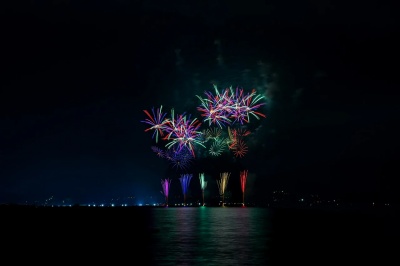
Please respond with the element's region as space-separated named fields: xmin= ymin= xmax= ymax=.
xmin=1 ymin=0 xmax=399 ymax=205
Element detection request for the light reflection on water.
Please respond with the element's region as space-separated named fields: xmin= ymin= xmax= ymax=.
xmin=149 ymin=207 xmax=272 ymax=266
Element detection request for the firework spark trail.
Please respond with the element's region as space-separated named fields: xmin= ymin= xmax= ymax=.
xmin=199 ymin=173 xmax=207 ymax=206
xmin=141 ymin=105 xmax=168 ymax=143
xmin=163 ymin=109 xmax=205 ymax=157
xmin=151 ymin=146 xmax=165 ymax=158
xmin=179 ymin=174 xmax=193 ymax=206
xmin=152 ymin=146 xmax=193 ymax=170
xmin=240 ymin=170 xmax=248 ymax=206
xmin=196 ymin=95 xmax=231 ymax=128
xmin=196 ymin=85 xmax=266 ymax=128
xmin=217 ymin=172 xmax=230 ymax=207
xmin=168 ymin=148 xmax=194 ymax=170
xmin=241 ymin=89 xmax=267 ymax=122
xmin=203 ymin=127 xmax=222 ymax=140
xmin=196 ymin=85 xmax=233 ymax=128
xmin=161 ymin=178 xmax=172 ymax=206
xmin=232 ymin=128 xmax=251 ymax=138
xmin=230 ymin=88 xmax=266 ymax=124
xmin=232 ymin=139 xmax=248 ymax=158
xmin=209 ymin=138 xmax=226 ymax=156
xmin=227 ymin=127 xmax=237 ymax=149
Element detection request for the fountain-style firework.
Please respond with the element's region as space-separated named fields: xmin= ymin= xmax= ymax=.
xmin=217 ymin=172 xmax=230 ymax=207
xmin=161 ymin=178 xmax=172 ymax=206
xmin=240 ymin=170 xmax=248 ymax=206
xmin=199 ymin=173 xmax=207 ymax=206
xmin=179 ymin=174 xmax=193 ymax=206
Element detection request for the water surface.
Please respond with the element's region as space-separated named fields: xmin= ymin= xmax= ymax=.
xmin=149 ymin=207 xmax=272 ymax=265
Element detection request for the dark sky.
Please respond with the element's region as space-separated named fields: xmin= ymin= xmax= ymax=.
xmin=1 ymin=0 xmax=399 ymax=205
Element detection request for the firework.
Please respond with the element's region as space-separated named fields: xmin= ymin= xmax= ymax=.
xmin=163 ymin=109 xmax=205 ymax=157
xmin=141 ymin=105 xmax=167 ymax=143
xmin=232 ymin=139 xmax=248 ymax=158
xmin=196 ymin=86 xmax=232 ymax=128
xmin=239 ymin=88 xmax=267 ymax=123
xmin=196 ymin=85 xmax=266 ymax=128
xmin=151 ymin=146 xmax=165 ymax=158
xmin=161 ymin=178 xmax=172 ymax=207
xmin=240 ymin=170 xmax=248 ymax=206
xmin=142 ymin=85 xmax=266 ymax=162
xmin=199 ymin=173 xmax=207 ymax=206
xmin=167 ymin=148 xmax=194 ymax=170
xmin=202 ymin=127 xmax=222 ymax=141
xmin=232 ymin=128 xmax=251 ymax=138
xmin=209 ymin=138 xmax=226 ymax=156
xmin=179 ymin=174 xmax=193 ymax=206
xmin=227 ymin=126 xmax=237 ymax=149
xmin=141 ymin=84 xmax=267 ymax=201
xmin=216 ymin=172 xmax=230 ymax=207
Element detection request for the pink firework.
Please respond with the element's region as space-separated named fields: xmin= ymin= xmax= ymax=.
xmin=161 ymin=178 xmax=172 ymax=207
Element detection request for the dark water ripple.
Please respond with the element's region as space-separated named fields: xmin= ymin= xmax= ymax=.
xmin=148 ymin=207 xmax=272 ymax=266
xmin=2 ymin=205 xmax=398 ymax=265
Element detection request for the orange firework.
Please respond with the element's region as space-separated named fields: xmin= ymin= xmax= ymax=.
xmin=233 ymin=139 xmax=248 ymax=158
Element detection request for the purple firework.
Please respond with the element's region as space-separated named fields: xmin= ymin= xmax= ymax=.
xmin=168 ymin=149 xmax=194 ymax=170
xmin=151 ymin=146 xmax=165 ymax=158
xmin=161 ymin=178 xmax=172 ymax=207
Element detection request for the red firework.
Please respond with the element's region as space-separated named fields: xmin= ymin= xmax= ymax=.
xmin=240 ymin=170 xmax=248 ymax=206
xmin=232 ymin=139 xmax=248 ymax=158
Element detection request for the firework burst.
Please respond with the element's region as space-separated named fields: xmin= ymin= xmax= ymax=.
xmin=167 ymin=148 xmax=194 ymax=170
xmin=232 ymin=139 xmax=248 ymax=158
xmin=209 ymin=138 xmax=226 ymax=156
xmin=141 ymin=105 xmax=168 ymax=143
xmin=151 ymin=146 xmax=165 ymax=158
xmin=163 ymin=109 xmax=205 ymax=157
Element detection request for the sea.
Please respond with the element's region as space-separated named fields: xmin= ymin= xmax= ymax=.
xmin=2 ymin=205 xmax=399 ymax=265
